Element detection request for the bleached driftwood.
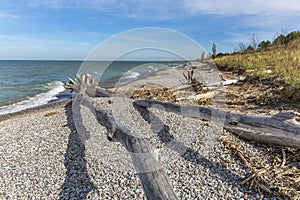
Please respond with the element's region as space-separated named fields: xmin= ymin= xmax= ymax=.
xmin=133 ymin=99 xmax=300 ymax=149
xmin=65 ymin=74 xmax=112 ymax=97
xmin=73 ymin=73 xmax=178 ymax=200
xmin=170 ymin=84 xmax=193 ymax=92
xmin=206 ymin=76 xmax=246 ymax=87
xmin=183 ymin=69 xmax=245 ymax=87
xmin=179 ymin=69 xmax=245 ymax=101
xmin=176 ymin=91 xmax=216 ymax=101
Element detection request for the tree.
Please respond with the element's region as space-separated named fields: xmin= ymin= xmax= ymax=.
xmin=286 ymin=31 xmax=300 ymax=43
xmin=245 ymin=45 xmax=255 ymax=52
xmin=238 ymin=42 xmax=247 ymax=53
xmin=273 ymin=34 xmax=286 ymax=45
xmin=258 ymin=40 xmax=271 ymax=50
xmin=250 ymin=34 xmax=259 ymax=50
xmin=200 ymin=51 xmax=206 ymax=60
xmin=212 ymin=42 xmax=217 ymax=58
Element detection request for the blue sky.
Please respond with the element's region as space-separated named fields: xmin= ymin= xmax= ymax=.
xmin=0 ymin=0 xmax=299 ymax=60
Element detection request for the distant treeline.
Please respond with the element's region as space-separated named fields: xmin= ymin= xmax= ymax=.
xmin=215 ymin=30 xmax=300 ymax=58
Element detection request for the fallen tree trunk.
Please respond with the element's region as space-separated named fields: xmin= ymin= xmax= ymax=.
xmin=75 ymin=95 xmax=178 ymax=199
xmin=133 ymin=99 xmax=300 ymax=149
xmin=224 ymin=126 xmax=300 ymax=148
xmin=72 ymin=74 xmax=178 ymax=200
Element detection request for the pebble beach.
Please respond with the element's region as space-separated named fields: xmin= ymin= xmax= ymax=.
xmin=0 ymin=64 xmax=278 ymax=199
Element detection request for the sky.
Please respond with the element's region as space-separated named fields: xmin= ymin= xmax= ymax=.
xmin=0 ymin=0 xmax=299 ymax=60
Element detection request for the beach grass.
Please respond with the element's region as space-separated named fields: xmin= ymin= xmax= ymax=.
xmin=214 ymin=49 xmax=300 ymax=90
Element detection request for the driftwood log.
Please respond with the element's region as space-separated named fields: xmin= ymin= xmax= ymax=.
xmin=72 ymin=74 xmax=178 ymax=200
xmin=69 ymin=73 xmax=300 ymax=198
xmin=69 ymin=74 xmax=300 ymax=149
xmin=134 ymin=99 xmax=300 ymax=149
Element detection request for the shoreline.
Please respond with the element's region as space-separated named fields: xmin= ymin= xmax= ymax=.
xmin=100 ymin=62 xmax=188 ymax=88
xmin=0 ymin=61 xmax=292 ymax=199
xmin=0 ymin=61 xmax=188 ymax=118
xmin=0 ymin=98 xmax=71 ymax=122
xmin=0 ymin=83 xmax=251 ymax=199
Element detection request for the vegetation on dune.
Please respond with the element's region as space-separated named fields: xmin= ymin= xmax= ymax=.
xmin=211 ymin=32 xmax=300 ymax=199
xmin=212 ymin=31 xmax=300 ymax=99
xmin=214 ymin=49 xmax=300 ymax=89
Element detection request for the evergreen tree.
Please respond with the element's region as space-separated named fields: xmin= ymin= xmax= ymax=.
xmin=200 ymin=51 xmax=205 ymax=60
xmin=212 ymin=43 xmax=217 ymax=58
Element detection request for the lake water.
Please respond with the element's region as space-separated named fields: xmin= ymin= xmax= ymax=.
xmin=0 ymin=60 xmax=184 ymax=115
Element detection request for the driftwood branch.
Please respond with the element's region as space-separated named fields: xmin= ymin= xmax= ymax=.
xmin=73 ymin=74 xmax=178 ymax=200
xmin=75 ymin=94 xmax=177 ymax=199
xmin=133 ymin=99 xmax=300 ymax=149
xmin=65 ymin=74 xmax=112 ymax=97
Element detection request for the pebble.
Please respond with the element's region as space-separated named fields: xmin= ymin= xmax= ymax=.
xmin=0 ymin=98 xmax=278 ymax=199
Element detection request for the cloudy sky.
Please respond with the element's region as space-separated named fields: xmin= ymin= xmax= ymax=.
xmin=0 ymin=0 xmax=299 ymax=60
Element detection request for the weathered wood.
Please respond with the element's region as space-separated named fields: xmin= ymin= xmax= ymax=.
xmin=206 ymin=76 xmax=246 ymax=87
xmin=170 ymin=84 xmax=193 ymax=92
xmin=65 ymin=74 xmax=112 ymax=97
xmin=133 ymin=99 xmax=300 ymax=149
xmin=72 ymin=73 xmax=178 ymax=200
xmin=75 ymin=94 xmax=178 ymax=200
xmin=176 ymin=91 xmax=215 ymax=101
xmin=225 ymin=127 xmax=300 ymax=148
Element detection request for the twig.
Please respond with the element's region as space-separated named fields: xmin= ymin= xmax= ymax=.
xmin=280 ymin=149 xmax=286 ymax=167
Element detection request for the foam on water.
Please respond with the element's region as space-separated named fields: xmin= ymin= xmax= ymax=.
xmin=122 ymin=70 xmax=141 ymax=79
xmin=0 ymin=61 xmax=186 ymax=115
xmin=0 ymin=81 xmax=71 ymax=115
xmin=147 ymin=65 xmax=159 ymax=72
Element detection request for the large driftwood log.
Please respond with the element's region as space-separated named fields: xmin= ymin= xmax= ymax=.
xmin=73 ymin=74 xmax=178 ymax=200
xmin=133 ymin=99 xmax=300 ymax=149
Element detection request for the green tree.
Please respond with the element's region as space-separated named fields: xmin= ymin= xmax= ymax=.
xmin=245 ymin=45 xmax=255 ymax=52
xmin=258 ymin=40 xmax=271 ymax=50
xmin=273 ymin=34 xmax=286 ymax=45
xmin=212 ymin=42 xmax=217 ymax=58
xmin=286 ymin=31 xmax=300 ymax=43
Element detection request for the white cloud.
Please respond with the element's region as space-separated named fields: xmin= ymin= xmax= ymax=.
xmin=183 ymin=0 xmax=300 ymax=16
xmin=0 ymin=34 xmax=89 ymax=46
xmin=25 ymin=0 xmax=300 ymax=17
xmin=0 ymin=34 xmax=92 ymax=59
xmin=26 ymin=0 xmax=182 ymax=20
xmin=25 ymin=0 xmax=300 ymax=21
xmin=223 ymin=31 xmax=276 ymax=44
xmin=0 ymin=12 xmax=20 ymax=19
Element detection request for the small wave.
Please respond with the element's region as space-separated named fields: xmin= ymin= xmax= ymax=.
xmin=122 ymin=70 xmax=140 ymax=79
xmin=0 ymin=81 xmax=71 ymax=115
xmin=147 ymin=65 xmax=159 ymax=72
xmin=169 ymin=63 xmax=184 ymax=68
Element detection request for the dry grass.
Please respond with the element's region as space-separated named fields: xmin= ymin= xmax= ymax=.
xmin=44 ymin=111 xmax=59 ymax=117
xmin=219 ymin=135 xmax=300 ymax=199
xmin=183 ymin=70 xmax=206 ymax=93
xmin=214 ymin=49 xmax=300 ymax=90
xmin=128 ymin=76 xmax=300 ymax=199
xmin=130 ymin=88 xmax=177 ymax=102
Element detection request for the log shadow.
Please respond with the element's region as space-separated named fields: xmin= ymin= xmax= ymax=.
xmin=59 ymin=101 xmax=96 ymax=199
xmin=133 ymin=103 xmax=242 ymax=185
